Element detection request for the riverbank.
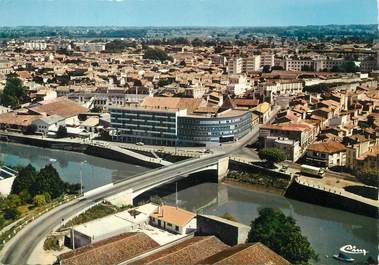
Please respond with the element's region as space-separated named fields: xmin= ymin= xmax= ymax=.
xmin=223 ymin=170 xmax=289 ymax=195
xmin=223 ymin=179 xmax=283 ymax=195
xmin=0 ymin=132 xmax=167 ymax=168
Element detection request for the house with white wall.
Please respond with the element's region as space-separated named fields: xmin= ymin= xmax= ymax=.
xmin=149 ymin=205 xmax=197 ymax=235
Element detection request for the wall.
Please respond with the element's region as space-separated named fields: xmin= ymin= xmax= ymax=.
xmin=0 ymin=176 xmax=15 ymax=196
xmin=285 ymin=181 xmax=378 ymax=219
xmin=0 ymin=133 xmax=161 ymax=168
xmin=196 ymin=215 xmax=250 ymax=246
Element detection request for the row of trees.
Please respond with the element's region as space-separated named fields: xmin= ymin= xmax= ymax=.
xmin=258 ymin=147 xmax=287 ymax=168
xmin=104 ymin=39 xmax=137 ymax=52
xmin=143 ymin=47 xmax=173 ymax=62
xmin=0 ymin=164 xmax=80 ymax=226
xmin=355 ymin=168 xmax=379 ymax=187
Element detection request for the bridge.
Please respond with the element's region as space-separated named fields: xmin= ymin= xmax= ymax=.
xmin=0 ymin=128 xmax=256 ymax=265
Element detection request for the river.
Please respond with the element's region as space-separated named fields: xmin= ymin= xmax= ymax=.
xmin=0 ymin=142 xmax=149 ymax=191
xmin=1 ymin=142 xmax=378 ymax=264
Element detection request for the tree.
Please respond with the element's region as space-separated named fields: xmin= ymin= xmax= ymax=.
xmin=301 ymin=65 xmax=314 ymax=72
xmin=340 ymin=61 xmax=360 ymax=73
xmin=258 ymin=148 xmax=287 ymax=167
xmin=43 ymin=192 xmax=52 ymax=203
xmin=64 ymin=182 xmax=81 ymax=194
xmin=24 ymin=124 xmax=37 ymax=135
xmin=330 ymin=61 xmax=360 ymax=73
xmin=0 ymin=214 xmax=5 ymax=227
xmin=19 ymin=190 xmax=32 ymax=204
xmin=262 ymin=65 xmax=271 ymax=73
xmin=56 ymin=126 xmax=67 ymax=138
xmin=11 ymin=164 xmax=37 ymax=195
xmin=247 ymin=208 xmax=317 ymax=264
xmin=105 ymin=39 xmax=136 ymax=52
xmin=1 ymin=75 xmax=28 ymax=109
xmin=33 ymin=194 xmax=47 ymax=207
xmin=31 ymin=164 xmax=65 ymax=199
xmin=271 ymin=66 xmax=284 ymax=71
xmin=214 ymin=46 xmax=224 ymax=54
xmin=356 ymin=169 xmax=379 ymax=187
xmin=191 ymin=38 xmax=203 ymax=47
xmin=220 ymin=212 xmax=238 ymax=222
xmin=4 ymin=207 xmax=20 ymax=220
xmin=179 ymin=60 xmax=186 ymax=67
xmin=143 ymin=48 xmax=173 ymax=62
xmin=158 ymin=78 xmax=173 ymax=87
xmin=6 ymin=194 xmax=22 ymax=209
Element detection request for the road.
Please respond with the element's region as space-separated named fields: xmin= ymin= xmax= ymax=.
xmin=0 ymin=129 xmax=259 ymax=265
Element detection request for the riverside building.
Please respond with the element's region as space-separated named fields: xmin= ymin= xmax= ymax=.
xmin=110 ymin=97 xmax=252 ymax=147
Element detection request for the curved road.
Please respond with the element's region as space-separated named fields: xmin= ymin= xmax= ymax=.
xmin=1 ymin=130 xmax=258 ymax=265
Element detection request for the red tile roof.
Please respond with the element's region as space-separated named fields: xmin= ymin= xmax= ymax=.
xmin=28 ymin=97 xmax=88 ymax=118
xmin=130 ymin=236 xmax=228 ymax=265
xmin=307 ymin=141 xmax=346 ymax=154
xmin=59 ymin=232 xmax=159 ymax=265
xmin=198 ymin=243 xmax=290 ymax=265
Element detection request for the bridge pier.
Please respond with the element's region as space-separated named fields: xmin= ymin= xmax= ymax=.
xmin=217 ymin=157 xmax=229 ymax=182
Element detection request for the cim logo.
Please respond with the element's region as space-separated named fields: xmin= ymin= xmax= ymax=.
xmin=340 ymin=245 xmax=368 ymax=256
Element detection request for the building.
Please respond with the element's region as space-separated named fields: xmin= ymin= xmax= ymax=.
xmin=252 ymin=102 xmax=272 ymax=124
xmin=0 ymin=111 xmax=42 ymax=132
xmin=256 ymin=81 xmax=303 ymax=103
xmin=80 ymin=116 xmax=100 ymax=134
xmin=344 ymin=135 xmax=371 ymax=169
xmin=305 ymin=141 xmax=347 ymax=168
xmin=130 ymin=236 xmax=228 ymax=265
xmin=110 ymin=105 xmax=185 ymax=146
xmin=28 ymin=98 xmax=88 ymax=126
xmin=199 ymin=242 xmax=291 ymax=265
xmin=59 ymin=232 xmax=159 ymax=265
xmin=264 ymin=136 xmax=302 ymax=162
xmin=242 ymin=55 xmax=261 ymax=73
xmin=75 ymin=42 xmax=105 ymax=52
xmin=23 ymin=42 xmax=47 ymax=50
xmin=260 ymin=53 xmax=275 ymax=68
xmin=149 ymin=205 xmax=196 ymax=235
xmin=353 ymin=144 xmax=379 ymax=172
xmin=228 ymin=58 xmax=243 ymax=75
xmin=227 ymin=75 xmax=250 ymax=96
xmin=196 ymin=214 xmax=250 ymax=246
xmin=110 ymin=97 xmax=252 ymax=147
xmin=32 ymin=115 xmax=65 ymax=134
xmin=177 ymin=109 xmax=252 ymax=147
xmin=0 ymin=59 xmax=11 ymax=78
xmin=71 ymin=205 xmax=157 ymax=248
xmin=110 ymin=97 xmax=200 ymax=145
xmin=260 ymin=123 xmax=315 ymax=151
xmin=285 ymin=58 xmax=315 ymax=71
xmin=211 ymin=54 xmax=227 ymax=66
xmin=375 ymin=43 xmax=379 ymax=70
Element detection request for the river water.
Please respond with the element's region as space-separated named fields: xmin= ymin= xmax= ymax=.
xmin=0 ymin=142 xmax=148 ymax=191
xmin=1 ymin=142 xmax=377 ymax=264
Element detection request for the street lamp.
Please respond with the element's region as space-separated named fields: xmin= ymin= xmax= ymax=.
xmin=80 ymin=160 xmax=87 ymax=195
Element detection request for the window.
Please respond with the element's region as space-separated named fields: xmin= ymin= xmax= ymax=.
xmin=175 ymin=225 xmax=179 ymax=231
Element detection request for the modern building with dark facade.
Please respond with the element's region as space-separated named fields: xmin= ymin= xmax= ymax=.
xmin=109 ymin=97 xmax=252 ymax=147
xmin=110 ymin=105 xmax=186 ymax=146
xmin=177 ymin=110 xmax=252 ymax=146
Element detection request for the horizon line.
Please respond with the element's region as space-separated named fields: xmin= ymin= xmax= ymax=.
xmin=0 ymin=23 xmax=378 ymax=28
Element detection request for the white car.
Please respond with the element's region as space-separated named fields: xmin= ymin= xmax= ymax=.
xmin=136 ymin=142 xmax=144 ymax=146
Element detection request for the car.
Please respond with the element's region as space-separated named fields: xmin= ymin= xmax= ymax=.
xmin=136 ymin=142 xmax=144 ymax=146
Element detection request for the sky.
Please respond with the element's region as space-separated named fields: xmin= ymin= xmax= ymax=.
xmin=0 ymin=0 xmax=377 ymax=27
